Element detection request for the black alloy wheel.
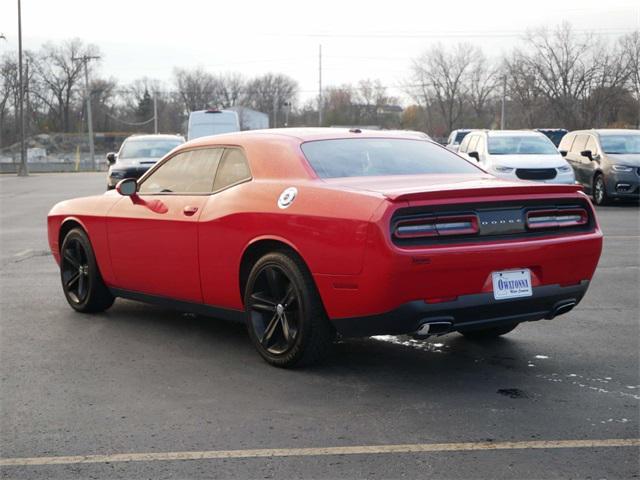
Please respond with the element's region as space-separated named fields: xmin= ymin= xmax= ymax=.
xmin=60 ymin=228 xmax=114 ymax=313
xmin=61 ymin=237 xmax=90 ymax=304
xmin=245 ymin=251 xmax=333 ymax=367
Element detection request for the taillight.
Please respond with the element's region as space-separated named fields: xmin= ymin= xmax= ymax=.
xmin=394 ymin=215 xmax=479 ymax=239
xmin=526 ymin=209 xmax=588 ymax=230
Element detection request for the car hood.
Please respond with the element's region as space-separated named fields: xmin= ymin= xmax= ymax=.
xmin=324 ymin=173 xmax=582 ymax=202
xmin=114 ymin=157 xmax=159 ymax=167
xmin=488 ymin=154 xmax=566 ymax=168
xmin=607 ymin=153 xmax=640 ymax=167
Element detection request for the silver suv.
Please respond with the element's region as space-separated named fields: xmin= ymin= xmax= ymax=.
xmin=559 ymin=129 xmax=640 ymax=205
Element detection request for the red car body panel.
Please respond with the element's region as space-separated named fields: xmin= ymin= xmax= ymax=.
xmin=48 ymin=129 xmax=603 ymax=335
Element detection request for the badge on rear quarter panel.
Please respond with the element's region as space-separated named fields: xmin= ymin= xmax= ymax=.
xmin=278 ymin=187 xmax=297 ymax=209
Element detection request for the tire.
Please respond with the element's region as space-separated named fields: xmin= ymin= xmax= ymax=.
xmin=244 ymin=251 xmax=334 ymax=368
xmin=460 ymin=323 xmax=518 ymax=340
xmin=592 ymin=173 xmax=610 ymax=206
xmin=60 ymin=228 xmax=114 ymax=313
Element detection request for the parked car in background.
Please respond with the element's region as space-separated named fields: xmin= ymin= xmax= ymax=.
xmin=458 ymin=130 xmax=575 ymax=184
xmin=48 ymin=129 xmax=602 ymax=368
xmin=536 ymin=128 xmax=568 ymax=147
xmin=187 ymin=109 xmax=240 ymax=140
xmin=381 ymin=129 xmax=432 ymax=140
xmin=559 ymin=129 xmax=640 ymax=205
xmin=445 ymin=129 xmax=472 ymax=152
xmin=106 ymin=134 xmax=185 ymax=189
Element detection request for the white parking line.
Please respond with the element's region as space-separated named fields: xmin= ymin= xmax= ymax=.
xmin=1 ymin=438 xmax=638 ymax=467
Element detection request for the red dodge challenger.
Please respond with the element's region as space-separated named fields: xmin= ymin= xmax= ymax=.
xmin=48 ymin=129 xmax=603 ymax=367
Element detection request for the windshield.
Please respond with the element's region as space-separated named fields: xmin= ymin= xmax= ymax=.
xmin=488 ymin=135 xmax=558 ymax=155
xmin=539 ymin=130 xmax=567 ymax=147
xmin=119 ymin=139 xmax=183 ymax=159
xmin=301 ymin=138 xmax=480 ymax=179
xmin=599 ymin=134 xmax=640 ymax=154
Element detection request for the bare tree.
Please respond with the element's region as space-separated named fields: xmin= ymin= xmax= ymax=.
xmin=410 ymin=43 xmax=476 ymax=132
xmin=173 ymin=67 xmax=219 ymax=114
xmin=32 ymin=38 xmax=100 ymax=132
xmin=244 ymin=73 xmax=298 ymax=127
xmin=620 ymin=31 xmax=640 ymax=127
xmin=521 ymin=23 xmax=597 ymax=128
xmin=504 ymin=52 xmax=545 ymax=127
xmin=467 ymin=52 xmax=498 ymax=127
xmin=215 ymin=72 xmax=246 ymax=108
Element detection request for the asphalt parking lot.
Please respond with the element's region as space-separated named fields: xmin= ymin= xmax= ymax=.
xmin=0 ymin=172 xmax=638 ymax=479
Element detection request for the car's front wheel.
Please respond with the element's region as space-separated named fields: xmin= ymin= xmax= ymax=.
xmin=60 ymin=228 xmax=114 ymax=313
xmin=593 ymin=173 xmax=609 ymax=206
xmin=244 ymin=251 xmax=334 ymax=368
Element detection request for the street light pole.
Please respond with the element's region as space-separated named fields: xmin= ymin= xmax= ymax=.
xmin=500 ymin=75 xmax=507 ymax=130
xmin=17 ymin=0 xmax=28 ymax=176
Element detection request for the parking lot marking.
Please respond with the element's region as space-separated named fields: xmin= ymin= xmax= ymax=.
xmin=1 ymin=438 xmax=638 ymax=467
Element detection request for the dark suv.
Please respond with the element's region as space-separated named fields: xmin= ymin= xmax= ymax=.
xmin=106 ymin=134 xmax=185 ymax=189
xmin=559 ymin=129 xmax=640 ymax=205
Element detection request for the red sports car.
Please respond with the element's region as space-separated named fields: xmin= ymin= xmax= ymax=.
xmin=48 ymin=129 xmax=603 ymax=367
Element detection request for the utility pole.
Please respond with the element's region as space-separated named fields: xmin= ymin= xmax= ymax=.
xmin=500 ymin=75 xmax=507 ymax=130
xmin=283 ymin=101 xmax=291 ymax=127
xmin=318 ymin=44 xmax=323 ymax=127
xmin=17 ymin=0 xmax=27 ymax=176
xmin=273 ymin=95 xmax=278 ymax=128
xmin=153 ymin=94 xmax=158 ymax=134
xmin=72 ymin=54 xmax=100 ymax=170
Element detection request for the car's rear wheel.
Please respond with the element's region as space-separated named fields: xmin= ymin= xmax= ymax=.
xmin=244 ymin=251 xmax=334 ymax=368
xmin=593 ymin=173 xmax=609 ymax=206
xmin=460 ymin=323 xmax=518 ymax=340
xmin=60 ymin=228 xmax=114 ymax=313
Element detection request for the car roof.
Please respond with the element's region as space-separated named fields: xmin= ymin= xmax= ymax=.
xmin=483 ymin=130 xmax=544 ymax=137
xmin=124 ymin=134 xmax=185 ymax=142
xmin=184 ymin=127 xmax=432 ymax=147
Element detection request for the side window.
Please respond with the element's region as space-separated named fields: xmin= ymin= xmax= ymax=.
xmin=585 ymin=136 xmax=598 ymax=155
xmin=467 ymin=135 xmax=479 ymax=152
xmin=558 ymin=134 xmax=573 ymax=152
xmin=475 ymin=136 xmax=486 ymax=154
xmin=458 ymin=134 xmax=471 ymax=153
xmin=571 ymin=135 xmax=588 ymax=154
xmin=139 ymin=148 xmax=223 ymax=194
xmin=213 ymin=148 xmax=252 ymax=191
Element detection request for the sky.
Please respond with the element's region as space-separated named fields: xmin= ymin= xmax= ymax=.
xmin=1 ymin=0 xmax=638 ymax=104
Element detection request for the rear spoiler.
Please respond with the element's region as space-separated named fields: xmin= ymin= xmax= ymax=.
xmin=386 ymin=184 xmax=584 ymax=203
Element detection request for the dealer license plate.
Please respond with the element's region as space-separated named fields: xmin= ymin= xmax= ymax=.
xmin=492 ymin=269 xmax=532 ymax=300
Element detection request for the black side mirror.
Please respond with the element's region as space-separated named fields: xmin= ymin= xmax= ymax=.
xmin=559 ymin=150 xmax=568 ymax=157
xmin=580 ymin=150 xmax=593 ymax=160
xmin=468 ymin=151 xmax=480 ymax=161
xmin=106 ymin=152 xmax=117 ymax=164
xmin=115 ymin=178 xmax=137 ymax=196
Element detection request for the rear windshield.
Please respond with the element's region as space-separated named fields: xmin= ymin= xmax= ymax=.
xmin=488 ymin=135 xmax=558 ymax=155
xmin=454 ymin=131 xmax=469 ymax=144
xmin=301 ymin=138 xmax=480 ymax=179
xmin=599 ymin=134 xmax=640 ymax=154
xmin=119 ymin=139 xmax=183 ymax=159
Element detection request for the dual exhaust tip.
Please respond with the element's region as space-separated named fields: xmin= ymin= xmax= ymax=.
xmin=413 ymin=300 xmax=578 ymax=338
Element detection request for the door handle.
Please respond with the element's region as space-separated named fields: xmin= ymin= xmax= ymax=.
xmin=183 ymin=206 xmax=198 ymax=216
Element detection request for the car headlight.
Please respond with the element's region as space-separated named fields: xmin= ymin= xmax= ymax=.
xmin=110 ymin=170 xmax=125 ymax=178
xmin=494 ymin=165 xmax=514 ymax=173
xmin=612 ymin=165 xmax=633 ymax=172
xmin=557 ymin=165 xmax=572 ymax=173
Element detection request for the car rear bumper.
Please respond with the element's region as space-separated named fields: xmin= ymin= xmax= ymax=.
xmin=332 ymin=280 xmax=589 ymax=337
